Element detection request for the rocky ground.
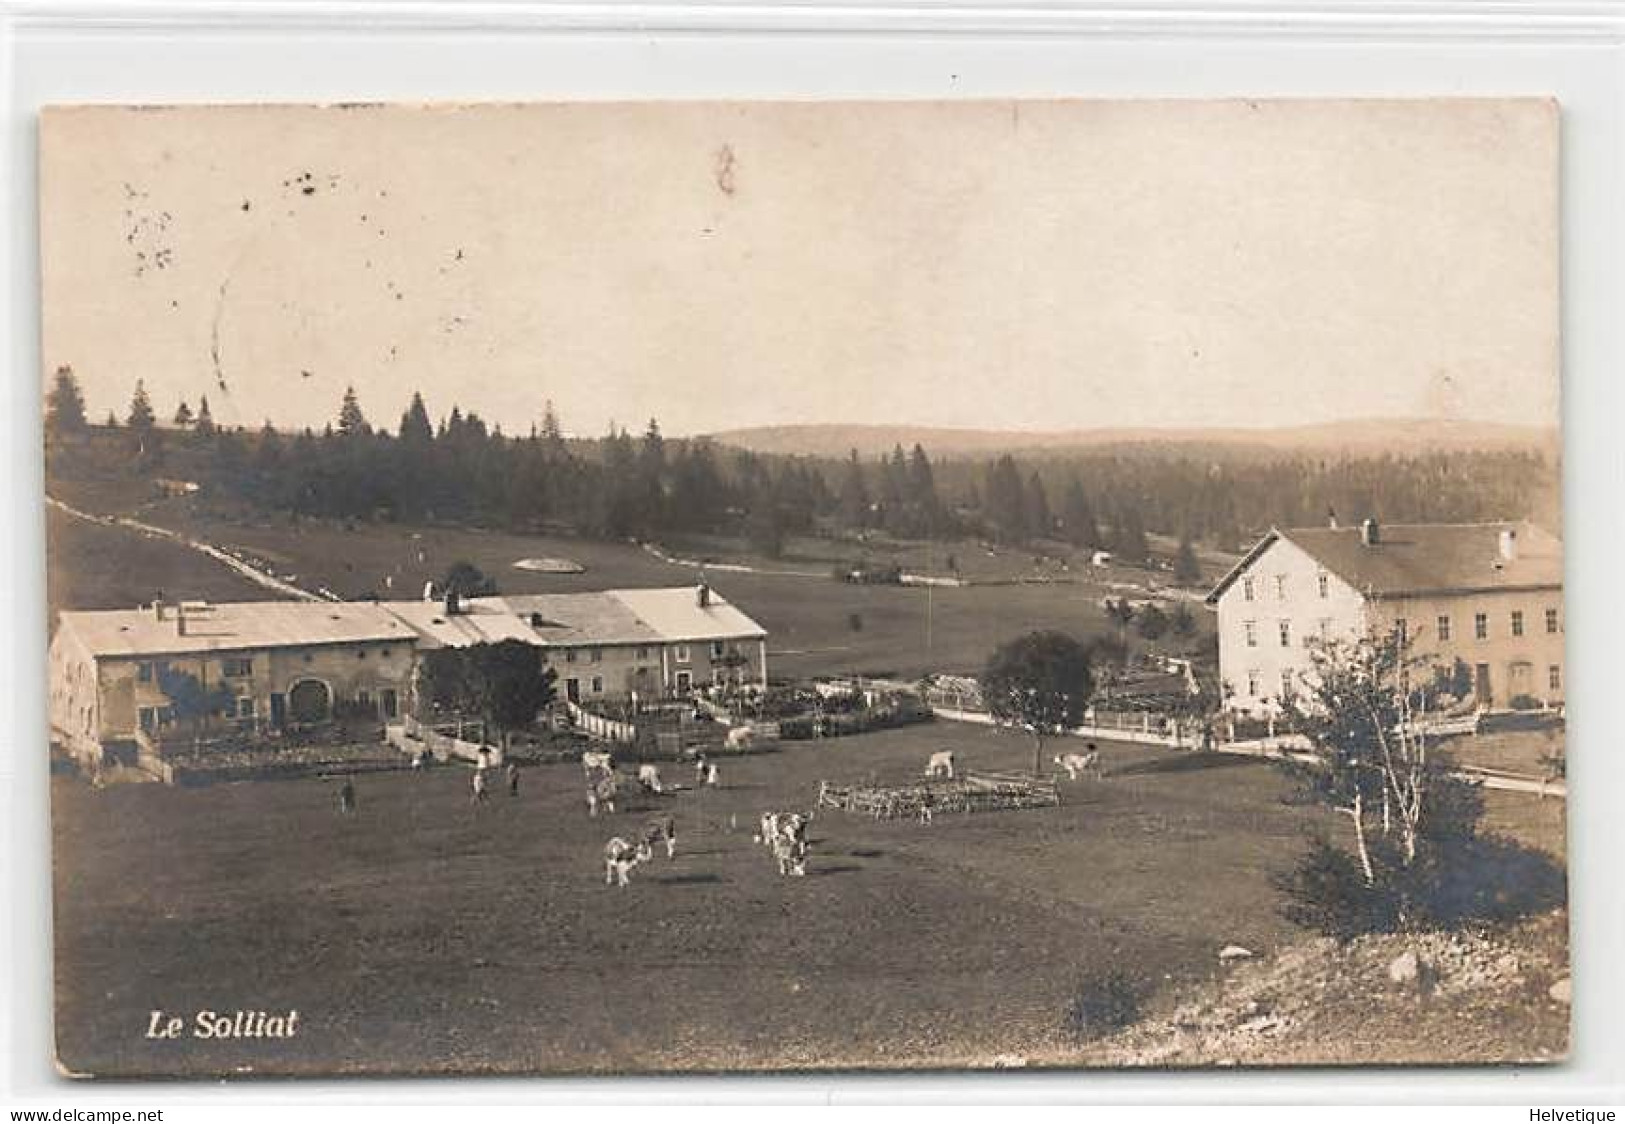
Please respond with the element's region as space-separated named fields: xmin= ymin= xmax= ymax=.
xmin=1061 ymin=908 xmax=1571 ymax=1068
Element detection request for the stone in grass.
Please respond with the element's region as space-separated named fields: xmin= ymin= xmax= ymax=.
xmin=1219 ymin=945 xmax=1254 ymax=963
xmin=1387 ymin=949 xmax=1432 ymax=990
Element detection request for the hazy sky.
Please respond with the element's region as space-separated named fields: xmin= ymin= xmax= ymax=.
xmin=39 ymin=99 xmax=1559 ymax=438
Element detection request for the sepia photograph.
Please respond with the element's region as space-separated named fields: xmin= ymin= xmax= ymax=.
xmin=39 ymin=98 xmax=1567 ymax=1078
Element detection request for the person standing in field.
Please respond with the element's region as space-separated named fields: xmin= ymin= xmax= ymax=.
xmin=338 ymin=779 xmax=356 ymax=815
xmin=471 ymin=766 xmax=489 ymax=805
xmin=506 ymin=761 xmax=521 ymax=797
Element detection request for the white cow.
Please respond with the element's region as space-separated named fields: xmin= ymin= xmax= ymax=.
xmin=756 ymin=811 xmax=812 ymax=876
xmin=924 ymin=750 xmax=956 ymax=779
xmin=725 ymin=725 xmax=756 ymax=750
xmin=637 ymin=764 xmax=666 ymax=794
xmin=581 ymin=750 xmax=613 ymax=774
xmin=603 ymin=836 xmax=654 ymax=887
xmin=1054 ymin=748 xmax=1103 ymax=781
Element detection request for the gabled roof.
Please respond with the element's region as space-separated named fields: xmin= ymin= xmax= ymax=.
xmin=384 ymin=586 xmax=765 ymax=649
xmin=57 ymin=600 xmax=414 ymax=660
xmin=1205 ymin=521 xmax=1563 ymax=605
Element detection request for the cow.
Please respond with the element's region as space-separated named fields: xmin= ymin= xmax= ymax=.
xmin=581 ymin=750 xmax=614 ymax=775
xmin=725 ymin=725 xmax=756 ymax=750
xmin=924 ymin=750 xmax=955 ymax=779
xmin=771 ymin=829 xmax=810 ymax=877
xmin=1053 ymin=747 xmax=1103 ymax=781
xmin=585 ymin=768 xmax=619 ymax=817
xmin=641 ymin=814 xmax=678 ymax=860
xmin=337 ymin=779 xmax=357 ymax=815
xmin=603 ymin=836 xmax=654 ymax=887
xmin=637 ymin=764 xmax=666 ymax=794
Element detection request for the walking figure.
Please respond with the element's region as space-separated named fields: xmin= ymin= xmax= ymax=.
xmin=693 ymin=753 xmax=708 ymax=785
xmin=506 ymin=761 xmax=521 ymax=797
xmin=705 ymin=762 xmax=720 ymax=788
xmin=471 ymin=766 xmax=489 ymax=805
xmin=338 ymin=779 xmax=357 ymax=815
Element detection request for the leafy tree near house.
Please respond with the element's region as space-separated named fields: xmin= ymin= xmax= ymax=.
xmin=1135 ymin=603 xmax=1169 ymax=642
xmin=981 ymin=630 xmax=1094 ymax=775
xmin=156 ymin=666 xmax=235 ymax=731
xmin=465 ymin=640 xmax=557 ymax=750
xmin=1105 ymin=597 xmax=1135 ymax=639
xmin=1275 ymin=628 xmax=1492 ymax=936
xmin=45 ymin=366 xmax=87 ymax=436
xmin=1170 ymin=602 xmax=1198 ymax=638
xmin=441 ymin=560 xmax=498 ymax=599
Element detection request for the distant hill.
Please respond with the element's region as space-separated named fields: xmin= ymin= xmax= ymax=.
xmin=705 ymin=419 xmax=1561 ymax=460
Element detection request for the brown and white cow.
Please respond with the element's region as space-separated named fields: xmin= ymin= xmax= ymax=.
xmin=1053 ymin=748 xmax=1103 ymax=781
xmin=603 ymin=836 xmax=654 ymax=887
xmin=924 ymin=750 xmax=955 ymax=779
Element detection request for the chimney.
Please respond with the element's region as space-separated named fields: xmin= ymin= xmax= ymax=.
xmin=697 ymin=583 xmax=711 ymax=609
xmin=444 ymin=588 xmax=462 ymax=617
xmin=1327 ymin=507 xmax=1339 ymax=530
xmin=1498 ymin=527 xmax=1518 ymax=562
xmin=152 ymin=600 xmax=166 ymax=621
xmin=175 ymin=602 xmax=188 ymax=636
xmin=1360 ymin=518 xmax=1380 ymax=547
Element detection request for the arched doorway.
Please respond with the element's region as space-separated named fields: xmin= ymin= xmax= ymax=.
xmin=288 ymin=678 xmax=332 ymax=724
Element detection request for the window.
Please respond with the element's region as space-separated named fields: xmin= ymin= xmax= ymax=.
xmin=1243 ymin=620 xmax=1257 ymax=648
xmin=1549 ymin=665 xmax=1561 ymax=691
xmin=1511 ymin=610 xmax=1524 ymax=638
xmin=710 ymin=640 xmax=726 ymax=659
xmin=1317 ymin=572 xmax=1329 ymax=599
xmin=381 ymin=689 xmax=399 ymax=719
xmin=234 ymin=697 xmax=255 ymax=719
xmin=1318 ymin=618 xmax=1332 ymax=641
xmin=357 ymin=690 xmax=372 ymax=709
xmin=1274 ymin=574 xmax=1287 ymax=600
xmin=1546 ymin=608 xmax=1559 ymax=634
xmin=712 ymin=668 xmax=725 ymax=686
xmin=1474 ymin=612 xmax=1489 ymax=641
xmin=138 ymin=705 xmax=159 ymax=732
xmin=1242 ymin=577 xmax=1255 ymax=602
xmin=1278 ymin=620 xmax=1291 ymax=648
xmin=675 ymin=670 xmax=693 ymax=692
xmin=137 ymin=661 xmax=154 ymax=683
xmin=565 ymin=650 xmax=578 ymax=664
xmin=223 ymin=656 xmax=253 ymax=678
xmin=636 ymin=646 xmax=651 ymax=660
xmin=589 ymin=648 xmax=602 ymax=664
xmin=674 ymin=644 xmax=691 ymax=664
xmin=1437 ymin=615 xmax=1452 ymax=643
xmin=1246 ymin=669 xmax=1261 ymax=698
xmin=1280 ymin=669 xmax=1294 ymax=699
xmin=381 ymin=648 xmax=392 ymax=659
xmin=590 ymin=676 xmax=604 ymax=694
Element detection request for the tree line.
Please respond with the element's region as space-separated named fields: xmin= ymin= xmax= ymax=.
xmin=46 ymin=368 xmax=1558 ymax=562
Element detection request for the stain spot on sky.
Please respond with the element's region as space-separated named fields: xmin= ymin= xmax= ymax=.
xmin=714 ymin=145 xmax=737 ymax=196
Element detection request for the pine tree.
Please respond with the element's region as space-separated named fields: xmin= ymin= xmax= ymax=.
xmin=1062 ymin=476 xmax=1100 ymax=549
xmin=45 ymin=366 xmax=87 ymax=435
xmin=173 ymin=400 xmax=194 ymax=428
xmin=1023 ymin=471 xmax=1053 ymax=541
xmin=1174 ymin=535 xmax=1202 ymax=585
xmin=837 ymin=449 xmax=869 ymax=529
xmin=398 ymin=391 xmax=433 ymax=445
xmin=195 ymin=394 xmax=215 ymax=436
xmin=127 ymin=380 xmax=155 ymax=432
xmin=337 ymin=385 xmax=368 ymax=438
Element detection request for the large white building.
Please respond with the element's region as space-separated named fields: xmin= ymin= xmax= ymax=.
xmin=1205 ymin=520 xmax=1563 ymax=717
xmin=48 ymin=584 xmax=768 ymax=767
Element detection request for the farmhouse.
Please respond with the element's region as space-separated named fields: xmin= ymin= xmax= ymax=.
xmin=386 ymin=583 xmax=768 ymax=703
xmin=48 ymin=599 xmax=418 ymax=767
xmin=1205 ymin=519 xmax=1564 ymax=717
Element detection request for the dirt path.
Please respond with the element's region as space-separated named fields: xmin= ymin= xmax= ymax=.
xmin=46 ymin=494 xmax=326 ymax=603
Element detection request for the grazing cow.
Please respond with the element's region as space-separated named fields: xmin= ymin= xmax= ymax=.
xmin=637 ymin=763 xmax=666 ymax=794
xmin=924 ymin=750 xmax=955 ymax=779
xmin=725 ymin=725 xmax=755 ymax=750
xmin=1053 ymin=747 xmax=1103 ymax=781
xmin=581 ymin=750 xmax=613 ymax=775
xmin=585 ymin=768 xmax=619 ymax=817
xmin=603 ymin=836 xmax=654 ymax=887
xmin=471 ymin=767 xmax=489 ymax=804
xmin=337 ymin=779 xmax=356 ymax=815
xmin=641 ymin=814 xmax=678 ymax=860
xmin=771 ymin=829 xmax=810 ymax=877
